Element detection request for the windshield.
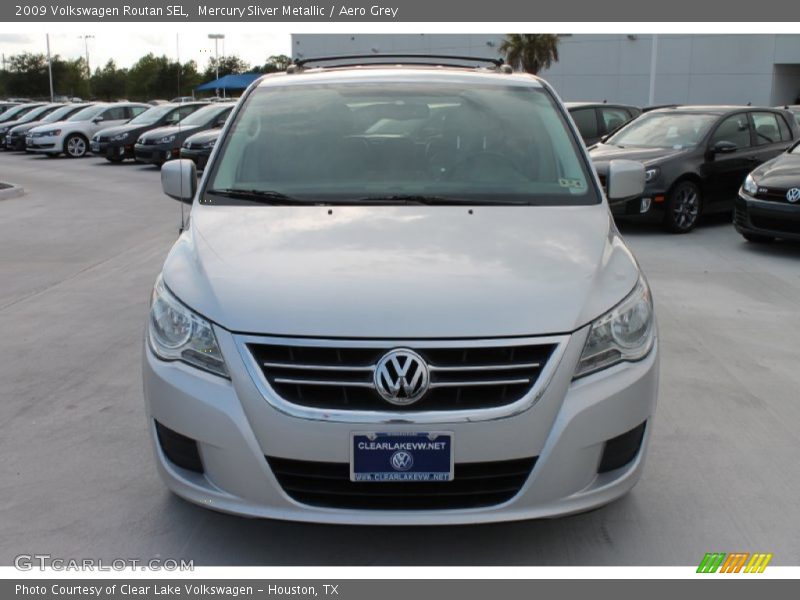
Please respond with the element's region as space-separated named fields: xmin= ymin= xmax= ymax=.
xmin=68 ymin=105 xmax=106 ymax=121
xmin=180 ymin=104 xmax=230 ymax=127
xmin=43 ymin=104 xmax=87 ymax=123
xmin=18 ymin=105 xmax=58 ymax=123
xmin=0 ymin=105 xmax=36 ymax=123
xmin=128 ymin=104 xmax=175 ymax=125
xmin=206 ymin=82 xmax=596 ymax=205
xmin=607 ymin=112 xmax=717 ymax=149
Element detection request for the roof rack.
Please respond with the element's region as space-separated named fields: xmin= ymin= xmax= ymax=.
xmin=288 ymin=54 xmax=509 ymax=73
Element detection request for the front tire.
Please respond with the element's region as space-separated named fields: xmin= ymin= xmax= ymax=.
xmin=64 ymin=134 xmax=88 ymax=158
xmin=663 ymin=180 xmax=702 ymax=233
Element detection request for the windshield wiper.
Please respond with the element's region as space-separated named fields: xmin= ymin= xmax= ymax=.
xmin=206 ymin=188 xmax=317 ymax=205
xmin=349 ymin=194 xmax=514 ymax=206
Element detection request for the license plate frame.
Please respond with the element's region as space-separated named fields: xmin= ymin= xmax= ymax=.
xmin=350 ymin=432 xmax=454 ymax=482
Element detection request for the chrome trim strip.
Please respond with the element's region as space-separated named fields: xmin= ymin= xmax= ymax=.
xmin=233 ymin=334 xmax=570 ymax=424
xmin=264 ymin=362 xmax=374 ymax=372
xmin=273 ymin=378 xmax=374 ymax=387
xmin=429 ymin=362 xmax=540 ymax=372
xmin=429 ymin=378 xmax=530 ymax=388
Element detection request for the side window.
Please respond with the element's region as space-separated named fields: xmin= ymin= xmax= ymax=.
xmin=129 ymin=106 xmax=148 ymax=118
xmin=751 ymin=112 xmax=782 ymax=146
xmin=165 ymin=107 xmax=187 ymax=124
xmin=570 ymin=108 xmax=598 ymax=140
xmin=709 ymin=114 xmax=751 ymax=149
xmin=600 ymin=107 xmax=631 ymax=135
xmin=775 ymin=114 xmax=792 ymax=141
xmin=102 ymin=106 xmax=127 ymax=121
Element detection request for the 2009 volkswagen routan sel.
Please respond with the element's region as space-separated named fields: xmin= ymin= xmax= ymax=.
xmin=144 ymin=56 xmax=658 ymax=524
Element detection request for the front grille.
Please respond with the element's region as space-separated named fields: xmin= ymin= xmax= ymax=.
xmin=248 ymin=341 xmax=556 ymax=411
xmin=267 ymin=456 xmax=537 ymax=510
xmin=755 ymin=187 xmax=794 ymax=203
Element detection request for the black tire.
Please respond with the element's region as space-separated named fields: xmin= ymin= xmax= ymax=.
xmin=742 ymin=232 xmax=775 ymax=243
xmin=105 ymin=155 xmax=123 ymax=163
xmin=663 ymin=180 xmax=702 ymax=233
xmin=64 ymin=133 xmax=88 ymax=158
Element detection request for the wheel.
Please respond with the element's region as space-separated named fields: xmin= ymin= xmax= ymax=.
xmin=64 ymin=134 xmax=88 ymax=158
xmin=742 ymin=232 xmax=775 ymax=243
xmin=663 ymin=180 xmax=702 ymax=233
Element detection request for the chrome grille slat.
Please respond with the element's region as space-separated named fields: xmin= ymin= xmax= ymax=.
xmin=246 ymin=339 xmax=557 ymax=413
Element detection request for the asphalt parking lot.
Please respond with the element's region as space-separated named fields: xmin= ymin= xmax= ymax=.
xmin=1 ymin=151 xmax=799 ymax=566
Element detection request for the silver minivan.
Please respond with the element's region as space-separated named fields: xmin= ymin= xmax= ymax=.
xmin=144 ymin=56 xmax=658 ymax=524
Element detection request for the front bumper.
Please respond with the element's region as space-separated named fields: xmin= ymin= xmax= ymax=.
xmin=91 ymin=140 xmax=134 ymax=159
xmin=734 ymin=192 xmax=800 ymax=241
xmin=143 ymin=324 xmax=659 ymax=524
xmin=135 ymin=143 xmax=180 ymax=164
xmin=26 ymin=134 xmax=61 ymax=153
xmin=180 ymin=147 xmax=211 ymax=170
xmin=5 ymin=134 xmax=27 ymax=151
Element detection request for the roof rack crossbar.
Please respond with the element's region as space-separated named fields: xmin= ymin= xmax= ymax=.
xmin=292 ymin=54 xmax=505 ymax=69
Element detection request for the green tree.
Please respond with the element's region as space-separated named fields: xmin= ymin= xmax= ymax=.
xmin=499 ymin=34 xmax=560 ymax=75
xmin=202 ymin=55 xmax=250 ymax=81
xmin=91 ymin=60 xmax=128 ymax=100
xmin=258 ymin=54 xmax=292 ymax=74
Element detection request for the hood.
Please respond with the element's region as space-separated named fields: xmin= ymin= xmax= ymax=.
xmin=161 ymin=204 xmax=641 ymax=338
xmin=95 ymin=123 xmax=149 ymax=140
xmin=589 ymin=143 xmax=688 ymax=165
xmin=141 ymin=124 xmax=201 ymax=142
xmin=184 ymin=128 xmax=220 ymax=145
xmin=29 ymin=120 xmax=77 ymax=134
xmin=0 ymin=118 xmax=25 ymax=131
xmin=751 ymin=152 xmax=800 ymax=188
xmin=9 ymin=120 xmax=44 ymax=134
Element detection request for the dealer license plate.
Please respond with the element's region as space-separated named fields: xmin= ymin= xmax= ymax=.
xmin=350 ymin=432 xmax=453 ymax=482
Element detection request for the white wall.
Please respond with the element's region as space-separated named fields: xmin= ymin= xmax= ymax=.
xmin=291 ymin=34 xmax=800 ymax=106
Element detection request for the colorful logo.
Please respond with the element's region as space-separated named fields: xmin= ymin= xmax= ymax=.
xmin=697 ymin=552 xmax=772 ymax=573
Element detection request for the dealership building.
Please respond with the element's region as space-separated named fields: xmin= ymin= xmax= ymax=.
xmin=291 ymin=34 xmax=800 ymax=107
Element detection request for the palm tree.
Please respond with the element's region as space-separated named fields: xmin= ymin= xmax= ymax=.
xmin=499 ymin=34 xmax=560 ymax=75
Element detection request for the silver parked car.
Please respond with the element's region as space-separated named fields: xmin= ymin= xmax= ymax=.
xmin=144 ymin=56 xmax=658 ymax=524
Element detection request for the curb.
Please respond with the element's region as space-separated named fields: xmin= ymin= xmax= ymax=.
xmin=0 ymin=182 xmax=25 ymax=200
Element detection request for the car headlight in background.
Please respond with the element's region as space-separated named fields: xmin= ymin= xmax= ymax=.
xmin=202 ymin=139 xmax=216 ymax=149
xmin=40 ymin=129 xmax=61 ymax=137
xmin=148 ymin=276 xmax=228 ymax=378
xmin=743 ymin=173 xmax=759 ymax=196
xmin=111 ymin=132 xmax=129 ymax=142
xmin=157 ymin=135 xmax=176 ymax=144
xmin=574 ymin=278 xmax=655 ymax=378
xmin=644 ymin=167 xmax=660 ymax=183
xmin=0 ymin=126 xmax=9 ymax=134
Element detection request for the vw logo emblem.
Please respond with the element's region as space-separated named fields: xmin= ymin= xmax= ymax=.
xmin=390 ymin=450 xmax=414 ymax=471
xmin=787 ymin=188 xmax=800 ymax=203
xmin=374 ymin=349 xmax=430 ymax=406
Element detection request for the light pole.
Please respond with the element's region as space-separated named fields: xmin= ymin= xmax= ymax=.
xmin=78 ymin=34 xmax=94 ymax=78
xmin=208 ymin=34 xmax=224 ymax=81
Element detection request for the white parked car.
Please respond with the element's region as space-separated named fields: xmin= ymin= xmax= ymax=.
xmin=26 ymin=102 xmax=149 ymax=157
xmin=145 ymin=57 xmax=658 ymax=524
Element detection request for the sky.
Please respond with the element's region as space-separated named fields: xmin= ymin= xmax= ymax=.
xmin=0 ymin=30 xmax=291 ymax=72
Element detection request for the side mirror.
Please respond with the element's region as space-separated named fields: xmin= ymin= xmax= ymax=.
xmin=712 ymin=140 xmax=737 ymax=154
xmin=606 ymin=159 xmax=646 ymax=200
xmin=161 ymin=159 xmax=197 ymax=204
xmin=92 ymin=116 xmax=104 ymax=124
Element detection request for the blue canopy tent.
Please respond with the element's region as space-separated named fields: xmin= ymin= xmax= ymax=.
xmin=195 ymin=73 xmax=262 ymax=95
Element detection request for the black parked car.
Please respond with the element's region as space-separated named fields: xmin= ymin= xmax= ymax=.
xmin=5 ymin=104 xmax=89 ymax=151
xmin=735 ymin=140 xmax=800 ymax=242
xmin=134 ymin=102 xmax=233 ymax=166
xmin=0 ymin=103 xmax=47 ymax=146
xmin=590 ymin=106 xmax=799 ymax=233
xmin=180 ymin=128 xmax=221 ymax=170
xmin=565 ymin=102 xmax=641 ymax=146
xmin=91 ymin=102 xmax=207 ymax=162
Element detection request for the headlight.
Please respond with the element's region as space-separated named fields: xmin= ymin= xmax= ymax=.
xmin=137 ymin=137 xmax=144 ymax=144
xmin=202 ymin=139 xmax=216 ymax=149
xmin=0 ymin=126 xmax=9 ymax=134
xmin=574 ymin=278 xmax=655 ymax=378
xmin=157 ymin=135 xmax=176 ymax=144
xmin=644 ymin=167 xmax=660 ymax=183
xmin=41 ymin=129 xmax=61 ymax=137
xmin=148 ymin=276 xmax=228 ymax=378
xmin=111 ymin=132 xmax=129 ymax=142
xmin=743 ymin=173 xmax=759 ymax=195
